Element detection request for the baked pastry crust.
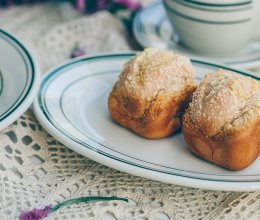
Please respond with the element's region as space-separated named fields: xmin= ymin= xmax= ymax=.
xmin=183 ymin=70 xmax=260 ymax=170
xmin=108 ymin=48 xmax=196 ymax=139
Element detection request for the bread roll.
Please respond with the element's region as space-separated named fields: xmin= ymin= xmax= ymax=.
xmin=183 ymin=69 xmax=260 ymax=170
xmin=108 ymin=48 xmax=196 ymax=138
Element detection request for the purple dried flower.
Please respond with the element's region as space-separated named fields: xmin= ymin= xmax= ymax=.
xmin=114 ymin=0 xmax=143 ymax=11
xmin=75 ymin=0 xmax=86 ymax=11
xmin=19 ymin=196 xmax=128 ymax=220
xmin=19 ymin=205 xmax=52 ymax=220
xmin=97 ymin=0 xmax=110 ymax=10
xmin=70 ymin=46 xmax=88 ymax=58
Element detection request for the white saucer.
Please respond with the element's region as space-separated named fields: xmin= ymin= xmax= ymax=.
xmin=34 ymin=52 xmax=260 ymax=191
xmin=133 ymin=2 xmax=260 ymax=69
xmin=0 ymin=29 xmax=40 ymax=131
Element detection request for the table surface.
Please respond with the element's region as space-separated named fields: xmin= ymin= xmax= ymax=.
xmin=0 ymin=2 xmax=260 ymax=220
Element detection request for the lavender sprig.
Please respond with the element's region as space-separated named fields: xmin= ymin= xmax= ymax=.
xmin=19 ymin=205 xmax=52 ymax=220
xmin=114 ymin=0 xmax=142 ymax=11
xmin=70 ymin=44 xmax=88 ymax=58
xmin=19 ymin=196 xmax=128 ymax=220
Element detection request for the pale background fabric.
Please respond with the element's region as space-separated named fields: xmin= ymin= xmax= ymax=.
xmin=0 ymin=2 xmax=260 ymax=220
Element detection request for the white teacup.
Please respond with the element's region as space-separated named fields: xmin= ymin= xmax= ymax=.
xmin=163 ymin=0 xmax=260 ymax=55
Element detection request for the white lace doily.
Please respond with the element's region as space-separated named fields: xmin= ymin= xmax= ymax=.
xmin=0 ymin=2 xmax=260 ymax=220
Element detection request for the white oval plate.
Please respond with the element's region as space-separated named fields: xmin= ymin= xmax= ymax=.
xmin=0 ymin=29 xmax=40 ymax=130
xmin=34 ymin=52 xmax=260 ymax=191
xmin=133 ymin=2 xmax=260 ymax=69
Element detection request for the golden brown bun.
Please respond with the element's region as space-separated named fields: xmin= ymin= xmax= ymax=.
xmin=108 ymin=48 xmax=196 ymax=139
xmin=183 ymin=70 xmax=260 ymax=170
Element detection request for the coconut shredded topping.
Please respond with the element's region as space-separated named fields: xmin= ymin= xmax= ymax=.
xmin=116 ymin=48 xmax=195 ymax=100
xmin=187 ymin=69 xmax=260 ymax=137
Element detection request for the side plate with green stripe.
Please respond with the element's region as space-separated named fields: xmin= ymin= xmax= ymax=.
xmin=0 ymin=29 xmax=40 ymax=130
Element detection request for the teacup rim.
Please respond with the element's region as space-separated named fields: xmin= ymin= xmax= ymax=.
xmin=173 ymin=0 xmax=252 ymax=7
xmin=164 ymin=1 xmax=253 ymax=24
